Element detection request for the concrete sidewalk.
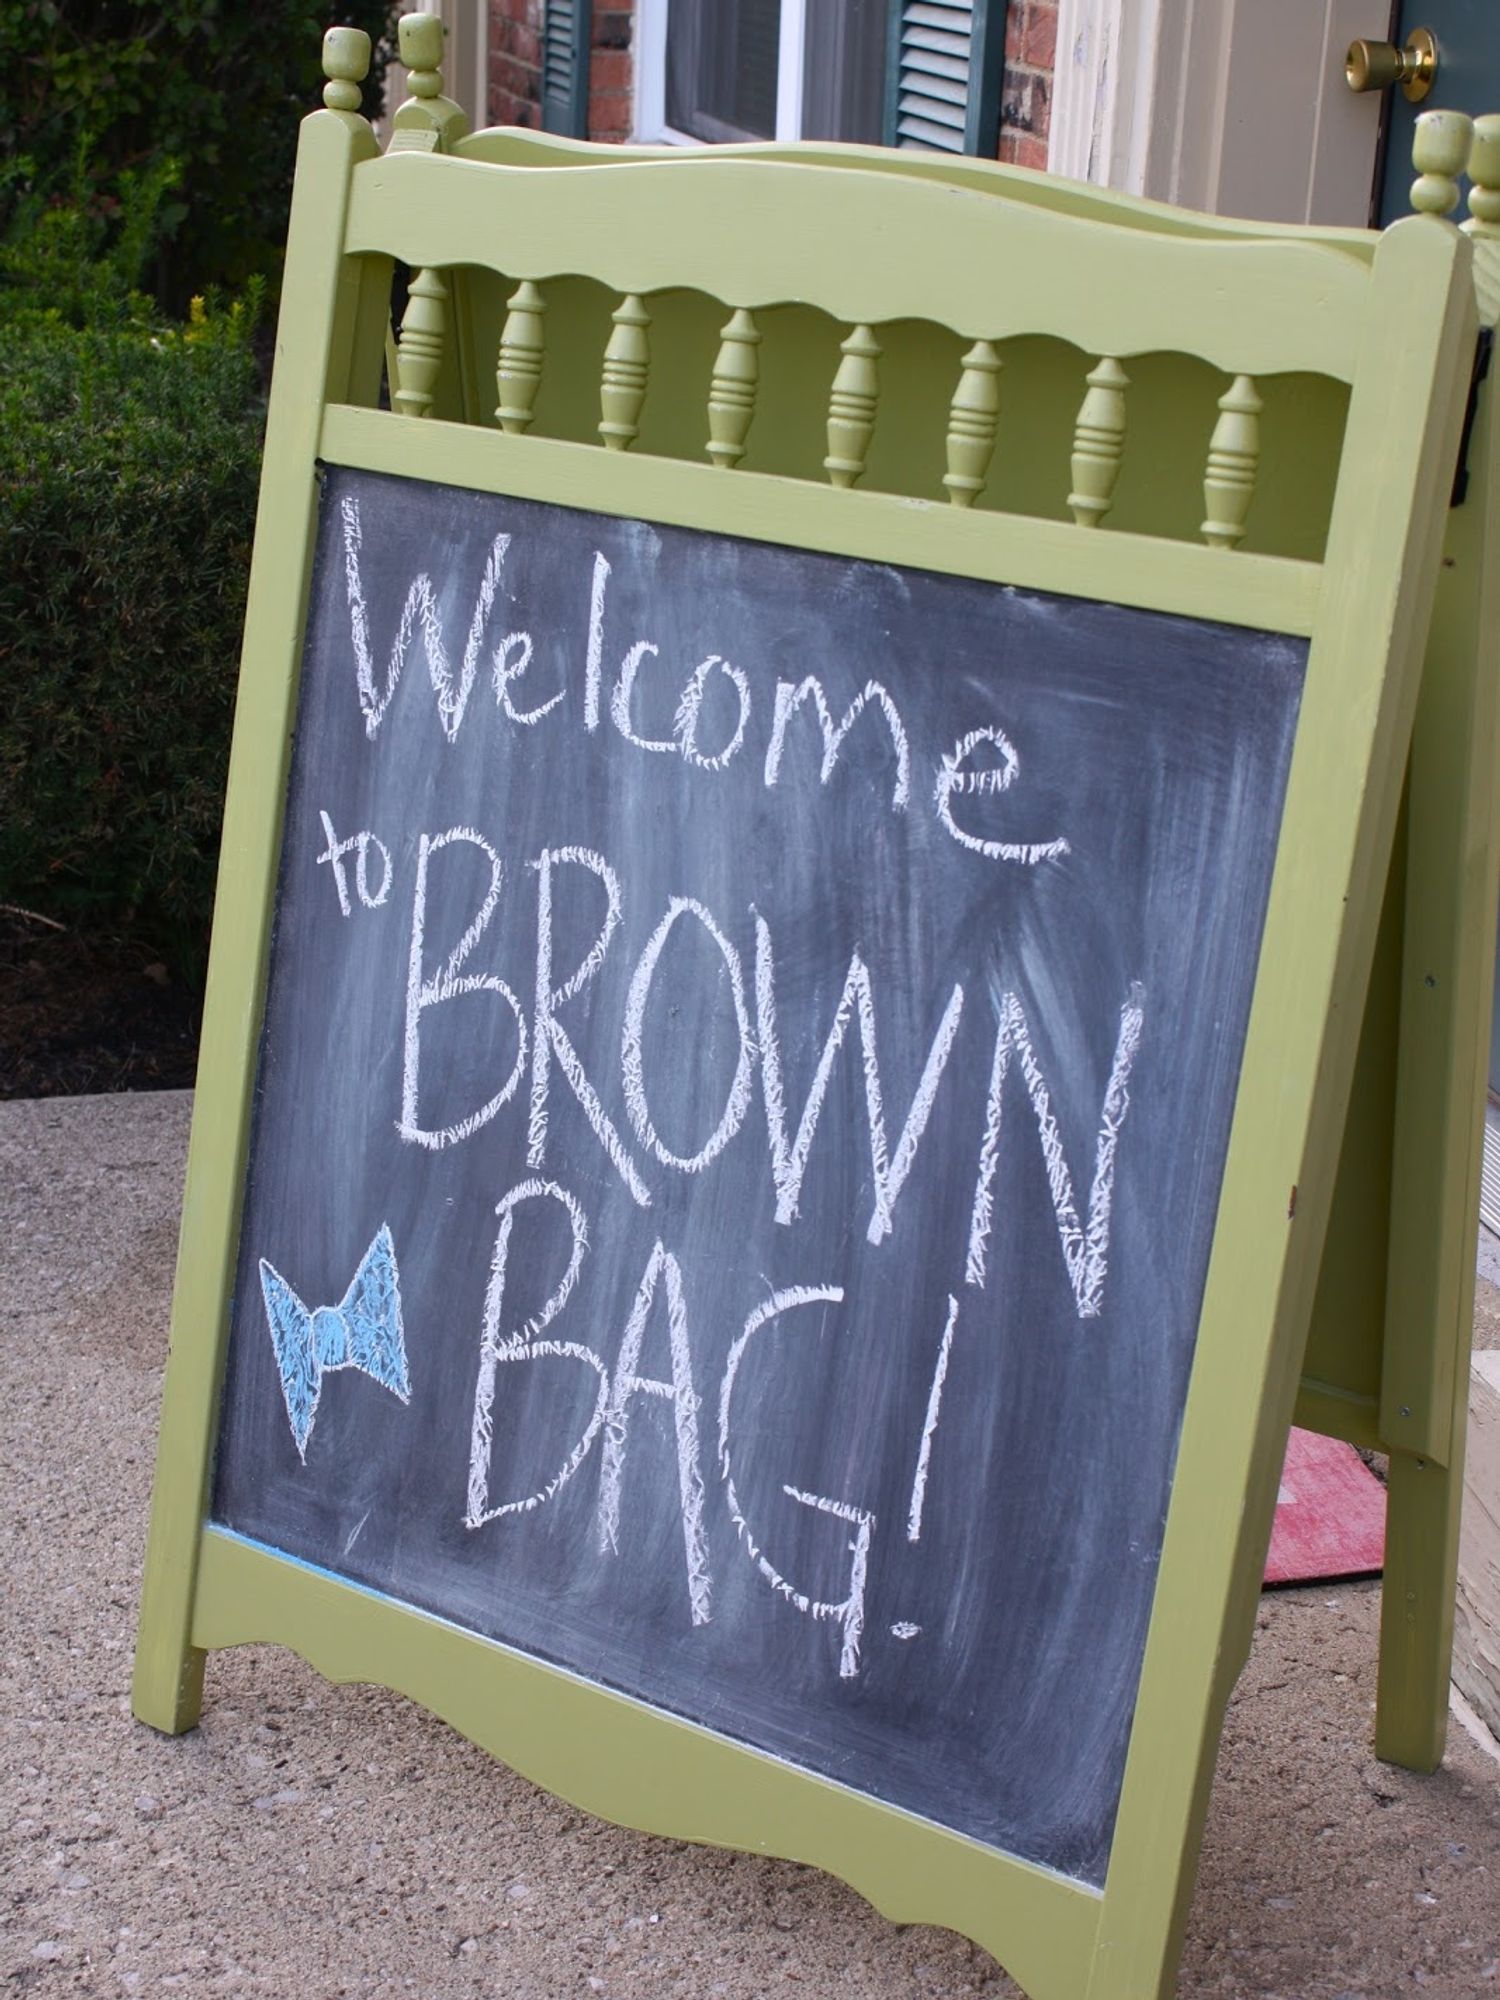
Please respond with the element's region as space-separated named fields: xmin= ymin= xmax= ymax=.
xmin=3 ymin=1090 xmax=1498 ymax=2000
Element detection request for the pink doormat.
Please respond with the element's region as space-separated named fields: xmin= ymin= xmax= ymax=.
xmin=1263 ymin=1425 xmax=1387 ymax=1586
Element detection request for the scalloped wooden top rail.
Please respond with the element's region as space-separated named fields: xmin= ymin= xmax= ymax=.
xmin=453 ymin=128 xmax=1382 ymax=253
xmin=345 ymin=152 xmax=1377 ymax=384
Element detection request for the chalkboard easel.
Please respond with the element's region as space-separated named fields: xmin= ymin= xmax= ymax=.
xmin=468 ymin=105 xmax=1500 ymax=1783
xmin=133 ymin=22 xmax=1481 ymax=2000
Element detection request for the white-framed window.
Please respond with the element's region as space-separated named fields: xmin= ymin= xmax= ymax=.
xmin=635 ymin=0 xmax=890 ymax=147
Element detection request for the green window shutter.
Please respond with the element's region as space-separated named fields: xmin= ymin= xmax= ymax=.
xmin=883 ymin=0 xmax=1005 ymax=156
xmin=541 ymin=0 xmax=592 ymax=136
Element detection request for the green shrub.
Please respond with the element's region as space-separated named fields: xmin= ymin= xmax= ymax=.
xmin=0 ymin=149 xmax=182 ymax=329
xmin=0 ymin=289 xmax=265 ymax=980
xmin=1 ymin=1 xmax=398 ymax=309
xmin=0 ymin=6 xmax=398 ymax=981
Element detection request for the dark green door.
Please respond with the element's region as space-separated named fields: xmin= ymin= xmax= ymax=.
xmin=1379 ymin=3 xmax=1500 ymax=224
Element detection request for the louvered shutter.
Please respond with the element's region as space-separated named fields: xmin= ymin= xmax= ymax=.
xmin=541 ymin=0 xmax=592 ymax=136
xmin=883 ymin=0 xmax=1005 ymax=155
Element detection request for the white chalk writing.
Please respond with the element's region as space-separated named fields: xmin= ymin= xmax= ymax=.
xmin=965 ymin=984 xmax=1146 ymax=1313
xmin=466 ymin=1179 xmax=607 ymax=1526
xmin=400 ymin=828 xmax=527 ymax=1151
xmin=597 ymin=1240 xmax=713 ymax=1625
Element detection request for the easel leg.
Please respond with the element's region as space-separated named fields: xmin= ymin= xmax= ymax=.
xmin=132 ymin=1628 xmax=206 ymax=1735
xmin=1373 ymin=364 xmax=1500 ymax=1775
xmin=131 ymin=108 xmax=379 ymax=1742
xmin=1375 ymin=1444 xmax=1465 ymax=1770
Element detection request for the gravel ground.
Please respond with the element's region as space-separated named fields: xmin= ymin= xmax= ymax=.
xmin=3 ymin=1091 xmax=1498 ymax=2000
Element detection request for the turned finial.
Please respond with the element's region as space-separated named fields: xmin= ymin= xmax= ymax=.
xmin=389 ymin=11 xmax=466 ymax=151
xmin=1411 ymin=108 xmax=1473 ymax=217
xmin=322 ymin=27 xmax=371 ymax=112
xmin=399 ymin=12 xmax=446 ymax=97
xmin=1466 ymin=114 xmax=1500 ymax=236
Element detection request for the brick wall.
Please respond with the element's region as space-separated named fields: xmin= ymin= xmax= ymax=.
xmin=588 ymin=2 xmax=635 ymax=141
xmin=488 ymin=0 xmax=543 ymax=128
xmin=998 ymin=0 xmax=1056 ymax=169
xmin=487 ymin=0 xmax=634 ymax=136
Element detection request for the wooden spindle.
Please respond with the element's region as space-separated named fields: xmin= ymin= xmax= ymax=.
xmin=321 ymin=26 xmax=371 ymax=112
xmin=942 ymin=341 xmax=1002 ymax=508
xmin=706 ymin=309 xmax=761 ymax=469
xmin=1067 ymin=356 xmax=1130 ymax=528
xmin=1201 ymin=375 xmax=1262 ymax=550
xmin=393 ymin=266 xmax=448 ymax=418
xmin=599 ymin=295 xmax=651 ymax=452
xmin=496 ymin=281 xmax=547 ymax=435
xmin=824 ymin=325 xmax=881 ymax=489
xmin=1410 ymin=108 xmax=1472 ymax=217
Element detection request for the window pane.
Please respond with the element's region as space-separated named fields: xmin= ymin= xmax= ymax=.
xmin=666 ymin=0 xmax=782 ymax=144
xmin=800 ymin=0 xmax=887 ymax=145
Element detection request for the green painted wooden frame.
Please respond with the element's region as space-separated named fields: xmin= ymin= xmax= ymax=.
xmin=134 ymin=102 xmax=1476 ymax=2000
xmin=450 ymin=123 xmax=1500 ymax=1778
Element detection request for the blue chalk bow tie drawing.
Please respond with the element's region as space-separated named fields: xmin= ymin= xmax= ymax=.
xmin=259 ymin=1225 xmax=411 ymax=1460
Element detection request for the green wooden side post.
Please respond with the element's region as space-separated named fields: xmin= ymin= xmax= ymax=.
xmin=1382 ymin=110 xmax=1480 ymax=1477
xmin=1083 ymin=214 xmax=1475 ymax=1997
xmin=1376 ymin=112 xmax=1500 ymax=1770
xmin=131 ymin=34 xmax=382 ymax=1735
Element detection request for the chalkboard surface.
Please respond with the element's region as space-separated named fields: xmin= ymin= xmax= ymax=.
xmin=212 ymin=464 xmax=1306 ymax=1886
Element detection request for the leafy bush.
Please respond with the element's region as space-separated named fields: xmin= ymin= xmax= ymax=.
xmin=0 ymin=205 xmax=265 ymax=979
xmin=1 ymin=6 xmax=400 ymax=980
xmin=0 ymin=149 xmax=182 ymax=328
xmin=1 ymin=1 xmax=397 ymax=309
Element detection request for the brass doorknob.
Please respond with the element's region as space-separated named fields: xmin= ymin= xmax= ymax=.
xmin=1345 ymin=26 xmax=1437 ymax=102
